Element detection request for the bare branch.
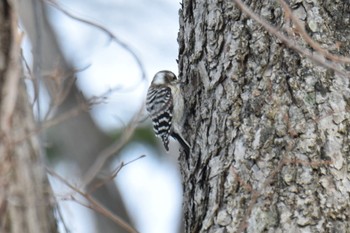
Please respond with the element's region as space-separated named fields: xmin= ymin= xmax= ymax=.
xmin=46 ymin=167 xmax=139 ymax=233
xmin=82 ymin=105 xmax=145 ymax=186
xmin=11 ymin=83 xmax=126 ymax=146
xmin=0 ymin=19 xmax=23 ymax=135
xmin=55 ymin=202 xmax=72 ymax=233
xmin=11 ymin=96 xmax=88 ymax=145
xmin=45 ymin=0 xmax=147 ymax=85
xmin=88 ymin=154 xmax=146 ymax=193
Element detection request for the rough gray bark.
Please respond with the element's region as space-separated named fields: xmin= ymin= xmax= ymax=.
xmin=0 ymin=1 xmax=58 ymax=232
xmin=178 ymin=0 xmax=350 ymax=232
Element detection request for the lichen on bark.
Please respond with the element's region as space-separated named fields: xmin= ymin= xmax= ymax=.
xmin=178 ymin=0 xmax=350 ymax=232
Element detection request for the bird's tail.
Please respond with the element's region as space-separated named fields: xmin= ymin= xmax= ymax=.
xmin=171 ymin=133 xmax=190 ymax=156
xmin=161 ymin=135 xmax=170 ymax=151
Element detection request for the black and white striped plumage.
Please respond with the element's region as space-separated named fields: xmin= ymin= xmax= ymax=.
xmin=146 ymin=71 xmax=190 ymax=155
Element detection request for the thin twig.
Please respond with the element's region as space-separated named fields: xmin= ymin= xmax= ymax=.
xmin=46 ymin=167 xmax=139 ymax=233
xmin=54 ymin=201 xmax=72 ymax=233
xmin=82 ymin=105 xmax=145 ymax=187
xmin=11 ymin=100 xmax=88 ymax=145
xmin=88 ymin=154 xmax=146 ymax=193
xmin=21 ymin=49 xmax=41 ymax=110
xmin=46 ymin=0 xmax=147 ymax=85
xmin=11 ymin=85 xmax=124 ymax=145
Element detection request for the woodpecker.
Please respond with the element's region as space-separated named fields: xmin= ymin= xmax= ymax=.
xmin=146 ymin=70 xmax=190 ymax=155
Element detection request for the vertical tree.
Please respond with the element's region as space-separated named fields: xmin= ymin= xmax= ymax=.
xmin=0 ymin=0 xmax=133 ymax=232
xmin=178 ymin=0 xmax=350 ymax=232
xmin=17 ymin=0 xmax=132 ymax=230
xmin=0 ymin=1 xmax=58 ymax=232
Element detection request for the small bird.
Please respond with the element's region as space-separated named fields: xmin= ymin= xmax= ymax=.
xmin=146 ymin=70 xmax=190 ymax=155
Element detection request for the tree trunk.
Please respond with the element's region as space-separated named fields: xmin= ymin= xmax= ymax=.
xmin=17 ymin=0 xmax=132 ymax=232
xmin=0 ymin=1 xmax=58 ymax=232
xmin=178 ymin=0 xmax=350 ymax=232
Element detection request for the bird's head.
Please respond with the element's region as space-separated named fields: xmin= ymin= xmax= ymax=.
xmin=151 ymin=70 xmax=178 ymax=86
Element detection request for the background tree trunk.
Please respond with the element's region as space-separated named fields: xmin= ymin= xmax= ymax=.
xmin=17 ymin=0 xmax=132 ymax=232
xmin=178 ymin=0 xmax=350 ymax=232
xmin=0 ymin=1 xmax=58 ymax=232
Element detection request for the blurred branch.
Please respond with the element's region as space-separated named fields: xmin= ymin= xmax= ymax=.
xmin=46 ymin=0 xmax=147 ymax=85
xmin=55 ymin=201 xmax=72 ymax=233
xmin=18 ymin=0 xmax=135 ymax=231
xmin=232 ymin=0 xmax=349 ymax=77
xmin=82 ymin=105 xmax=145 ymax=186
xmin=11 ymin=83 xmax=127 ymax=145
xmin=46 ymin=166 xmax=140 ymax=233
xmin=0 ymin=28 xmax=23 ymax=135
xmin=21 ymin=49 xmax=41 ymax=108
xmin=88 ymin=154 xmax=146 ymax=193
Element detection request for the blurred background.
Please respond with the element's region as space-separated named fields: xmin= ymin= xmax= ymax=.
xmin=21 ymin=0 xmax=183 ymax=232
